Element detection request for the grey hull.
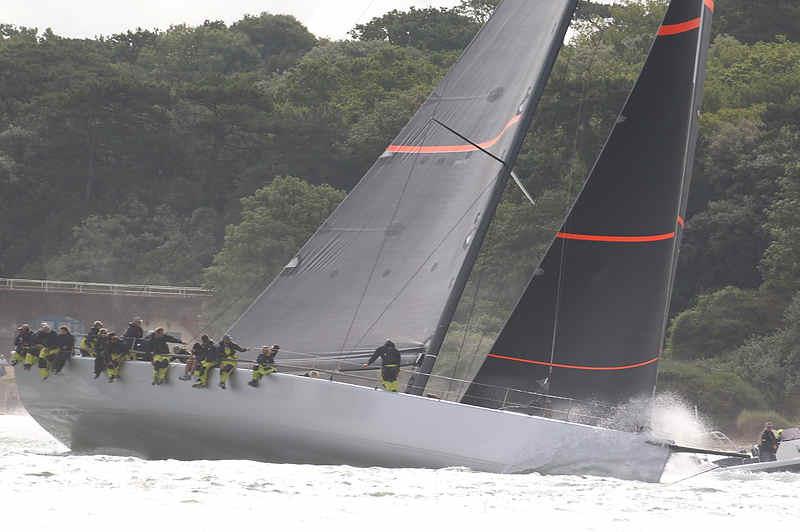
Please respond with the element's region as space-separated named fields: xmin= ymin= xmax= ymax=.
xmin=16 ymin=358 xmax=670 ymax=482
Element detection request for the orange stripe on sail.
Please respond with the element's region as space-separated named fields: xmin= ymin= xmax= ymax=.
xmin=704 ymin=0 xmax=715 ymax=12
xmin=386 ymin=114 xmax=522 ymax=155
xmin=658 ymin=18 xmax=701 ymax=36
xmin=487 ymin=354 xmax=660 ymax=372
xmin=556 ymin=231 xmax=676 ymax=243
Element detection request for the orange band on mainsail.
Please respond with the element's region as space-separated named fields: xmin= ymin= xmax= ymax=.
xmin=704 ymin=0 xmax=715 ymax=12
xmin=658 ymin=18 xmax=701 ymax=36
xmin=487 ymin=354 xmax=660 ymax=372
xmin=557 ymin=231 xmax=675 ymax=243
xmin=677 ymin=215 xmax=685 ymax=228
xmin=386 ymin=114 xmax=522 ymax=154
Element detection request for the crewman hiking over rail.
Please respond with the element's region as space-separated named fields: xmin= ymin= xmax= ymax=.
xmin=193 ymin=335 xmax=219 ymax=388
xmin=218 ymin=335 xmax=247 ymax=389
xmin=107 ymin=332 xmax=130 ymax=382
xmin=31 ymin=323 xmax=58 ymax=380
xmin=11 ymin=324 xmax=33 ymax=367
xmin=363 ymin=340 xmax=402 ymax=392
xmin=53 ymin=325 xmax=75 ymax=375
xmin=249 ymin=345 xmax=279 ymax=387
xmin=146 ymin=327 xmax=184 ymax=385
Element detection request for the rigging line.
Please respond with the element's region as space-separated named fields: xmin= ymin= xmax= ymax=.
xmin=448 ymin=272 xmax=484 ymax=398
xmin=337 ymin=120 xmax=435 ymax=355
xmin=548 ymin=237 xmax=567 ymax=379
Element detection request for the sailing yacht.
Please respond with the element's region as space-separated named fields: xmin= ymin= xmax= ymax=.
xmin=14 ymin=0 xmax=721 ymax=482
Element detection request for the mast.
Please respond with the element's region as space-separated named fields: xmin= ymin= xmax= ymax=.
xmin=406 ymin=3 xmax=578 ymax=395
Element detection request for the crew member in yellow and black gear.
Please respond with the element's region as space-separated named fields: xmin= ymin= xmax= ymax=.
xmin=80 ymin=320 xmax=103 ymax=357
xmin=106 ymin=332 xmax=130 ymax=383
xmin=217 ymin=335 xmax=247 ymax=389
xmin=193 ymin=335 xmax=219 ymax=388
xmin=248 ymin=345 xmax=279 ymax=387
xmin=31 ymin=323 xmax=58 ymax=380
xmin=93 ymin=328 xmax=110 ymax=379
xmin=363 ymin=339 xmax=403 ymax=392
xmin=11 ymin=324 xmax=33 ymax=367
xmin=52 ymin=325 xmax=75 ymax=374
xmin=145 ymin=327 xmax=183 ymax=386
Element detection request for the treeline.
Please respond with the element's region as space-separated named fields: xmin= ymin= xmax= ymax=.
xmin=2 ymin=0 xmax=800 ymax=430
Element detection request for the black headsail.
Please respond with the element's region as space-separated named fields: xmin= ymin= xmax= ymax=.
xmin=463 ymin=0 xmax=714 ymax=409
xmin=227 ymin=1 xmax=579 ymax=365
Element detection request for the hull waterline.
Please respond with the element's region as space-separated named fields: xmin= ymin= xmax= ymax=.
xmin=16 ymin=358 xmax=670 ymax=482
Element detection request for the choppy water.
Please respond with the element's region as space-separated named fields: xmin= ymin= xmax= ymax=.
xmin=1 ymin=414 xmax=797 ymax=531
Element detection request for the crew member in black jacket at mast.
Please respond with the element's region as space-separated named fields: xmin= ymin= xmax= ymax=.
xmin=363 ymin=340 xmax=402 ymax=392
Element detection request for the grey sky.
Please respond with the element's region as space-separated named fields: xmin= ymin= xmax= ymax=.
xmin=3 ymin=1 xmax=463 ymax=40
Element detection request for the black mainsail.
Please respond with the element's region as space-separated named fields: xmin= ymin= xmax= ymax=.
xmin=228 ymin=0 xmax=578 ymax=363
xmin=463 ymin=0 xmax=714 ymax=408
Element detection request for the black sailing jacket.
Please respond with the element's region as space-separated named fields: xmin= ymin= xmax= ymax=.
xmin=55 ymin=333 xmax=75 ymax=353
xmin=145 ymin=333 xmax=182 ymax=356
xmin=14 ymin=330 xmax=33 ymax=349
xmin=32 ymin=330 xmax=58 ymax=348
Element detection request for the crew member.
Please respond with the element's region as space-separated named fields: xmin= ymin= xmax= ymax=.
xmin=363 ymin=339 xmax=402 ymax=392
xmin=31 ymin=323 xmax=58 ymax=380
xmin=759 ymin=421 xmax=779 ymax=462
xmin=248 ymin=345 xmax=279 ymax=387
xmin=145 ymin=327 xmax=183 ymax=386
xmin=10 ymin=324 xmax=33 ymax=367
xmin=193 ymin=335 xmax=219 ymax=388
xmin=93 ymin=329 xmax=110 ymax=379
xmin=80 ymin=321 xmax=103 ymax=357
xmin=217 ymin=335 xmax=247 ymax=389
xmin=106 ymin=332 xmax=129 ymax=383
xmin=52 ymin=325 xmax=75 ymax=374
xmin=178 ymin=343 xmax=203 ymax=381
xmin=123 ymin=317 xmax=145 ymax=359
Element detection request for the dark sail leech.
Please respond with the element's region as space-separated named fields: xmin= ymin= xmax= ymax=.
xmin=227 ymin=0 xmax=579 ymax=364
xmin=463 ymin=0 xmax=714 ymax=409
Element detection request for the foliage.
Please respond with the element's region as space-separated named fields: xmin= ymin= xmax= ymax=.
xmin=350 ymin=8 xmax=479 ymax=52
xmin=735 ymin=410 xmax=795 ymax=440
xmin=657 ymin=360 xmax=767 ymax=432
xmin=667 ymin=287 xmax=782 ymax=361
xmin=203 ymin=177 xmax=345 ymax=330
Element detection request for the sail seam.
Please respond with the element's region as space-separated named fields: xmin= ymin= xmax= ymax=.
xmin=487 ymin=354 xmax=660 ymax=371
xmin=386 ymin=114 xmax=522 ymax=154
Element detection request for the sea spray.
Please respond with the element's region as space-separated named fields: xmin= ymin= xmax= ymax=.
xmin=651 ymin=393 xmax=716 ymax=447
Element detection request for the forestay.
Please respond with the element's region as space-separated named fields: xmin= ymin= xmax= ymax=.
xmin=228 ymin=0 xmax=579 ymax=361
xmin=464 ymin=0 xmax=715 ymax=408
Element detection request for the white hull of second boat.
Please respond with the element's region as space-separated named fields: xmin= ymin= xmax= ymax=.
xmin=15 ymin=358 xmax=670 ymax=482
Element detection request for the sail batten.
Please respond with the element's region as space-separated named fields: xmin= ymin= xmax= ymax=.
xmin=228 ymin=0 xmax=579 ymax=360
xmin=464 ymin=0 xmax=714 ymax=408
